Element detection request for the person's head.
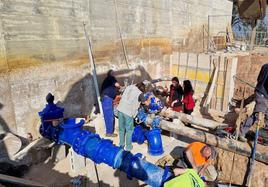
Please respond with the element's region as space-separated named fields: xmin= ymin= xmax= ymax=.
xmin=183 ymin=80 xmax=194 ymax=94
xmin=171 ymin=77 xmax=179 ymax=87
xmin=107 ymin=69 xmax=114 ymax=77
xmin=46 ymin=93 xmax=54 ymax=104
xmin=201 ymin=145 xmax=217 ymax=160
xmin=136 ymin=82 xmax=146 ymax=92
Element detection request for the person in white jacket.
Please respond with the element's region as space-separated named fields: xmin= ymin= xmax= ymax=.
xmin=117 ymin=82 xmax=151 ymax=151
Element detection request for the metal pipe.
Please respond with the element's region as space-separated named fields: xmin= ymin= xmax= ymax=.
xmin=38 ymin=104 xmax=172 ymax=187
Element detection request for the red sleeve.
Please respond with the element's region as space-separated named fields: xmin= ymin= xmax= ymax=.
xmin=182 ymin=94 xmax=189 ymax=104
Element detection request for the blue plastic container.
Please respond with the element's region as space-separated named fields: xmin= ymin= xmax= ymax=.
xmin=132 ymin=125 xmax=146 ymax=144
xmin=146 ymin=129 xmax=164 ymax=156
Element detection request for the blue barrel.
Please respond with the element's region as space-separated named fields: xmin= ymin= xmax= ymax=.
xmin=132 ymin=125 xmax=146 ymax=144
xmin=146 ymin=129 xmax=164 ymax=156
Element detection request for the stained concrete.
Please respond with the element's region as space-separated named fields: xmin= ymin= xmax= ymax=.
xmin=0 ymin=0 xmax=233 ymax=137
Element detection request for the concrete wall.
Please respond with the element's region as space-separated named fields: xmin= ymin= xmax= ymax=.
xmin=0 ymin=0 xmax=233 ymax=137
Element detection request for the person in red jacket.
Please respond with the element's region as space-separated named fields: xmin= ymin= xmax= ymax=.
xmin=182 ymin=80 xmax=195 ymax=115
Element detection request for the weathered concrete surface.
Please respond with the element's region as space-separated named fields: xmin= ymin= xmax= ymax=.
xmin=0 ymin=0 xmax=233 ymax=137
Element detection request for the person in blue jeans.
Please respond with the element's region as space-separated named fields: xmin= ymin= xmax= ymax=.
xmin=101 ymin=70 xmax=121 ymax=137
xmin=117 ymin=82 xmax=151 ymax=151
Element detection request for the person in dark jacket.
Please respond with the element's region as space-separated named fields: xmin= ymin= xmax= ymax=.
xmin=101 ymin=70 xmax=121 ymax=137
xmin=239 ymin=63 xmax=268 ymax=142
xmin=166 ymin=77 xmax=184 ymax=112
xmin=182 ymin=80 xmax=195 ymax=115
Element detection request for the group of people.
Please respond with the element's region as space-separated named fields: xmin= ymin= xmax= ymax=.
xmin=100 ymin=70 xmax=152 ymax=150
xmin=100 ymin=70 xmax=214 ymax=186
xmin=165 ymin=77 xmax=195 ymax=115
xmin=100 ymin=70 xmax=196 ymax=151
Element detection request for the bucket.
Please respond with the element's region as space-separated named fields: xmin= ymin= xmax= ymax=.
xmin=146 ymin=129 xmax=164 ymax=156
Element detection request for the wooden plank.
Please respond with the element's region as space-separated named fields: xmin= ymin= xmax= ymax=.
xmin=157 ymin=118 xmax=268 ymax=164
xmin=204 ymin=59 xmax=219 ymax=107
xmin=0 ymin=174 xmax=47 ymax=187
xmin=222 ymin=57 xmax=232 ymax=112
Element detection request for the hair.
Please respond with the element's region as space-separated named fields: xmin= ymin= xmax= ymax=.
xmin=183 ymin=80 xmax=194 ymax=94
xmin=171 ymin=77 xmax=179 ymax=83
xmin=136 ymin=82 xmax=146 ymax=92
xmin=46 ymin=93 xmax=54 ymax=104
xmin=201 ymin=145 xmax=217 ymax=160
xmin=107 ymin=69 xmax=114 ymax=76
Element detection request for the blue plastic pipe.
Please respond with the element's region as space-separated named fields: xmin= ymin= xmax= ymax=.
xmin=38 ymin=104 xmax=172 ymax=187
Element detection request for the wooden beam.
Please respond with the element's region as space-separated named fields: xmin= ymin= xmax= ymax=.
xmin=160 ymin=110 xmax=229 ymax=130
xmin=157 ymin=118 xmax=268 ymax=164
xmin=204 ymin=61 xmax=219 ymax=107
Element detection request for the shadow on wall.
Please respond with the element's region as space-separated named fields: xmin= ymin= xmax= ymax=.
xmin=59 ymin=65 xmax=152 ymax=118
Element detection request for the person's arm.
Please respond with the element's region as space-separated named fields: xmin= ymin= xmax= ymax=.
xmin=173 ymin=168 xmax=188 ymax=176
xmin=171 ymin=99 xmax=179 ymax=107
xmin=198 ymin=162 xmax=209 ymax=176
xmin=185 ymin=148 xmax=198 ymax=170
xmin=115 ymin=82 xmax=121 ymax=88
xmin=182 ymin=94 xmax=188 ymax=104
xmin=111 ymin=76 xmax=121 ymax=88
